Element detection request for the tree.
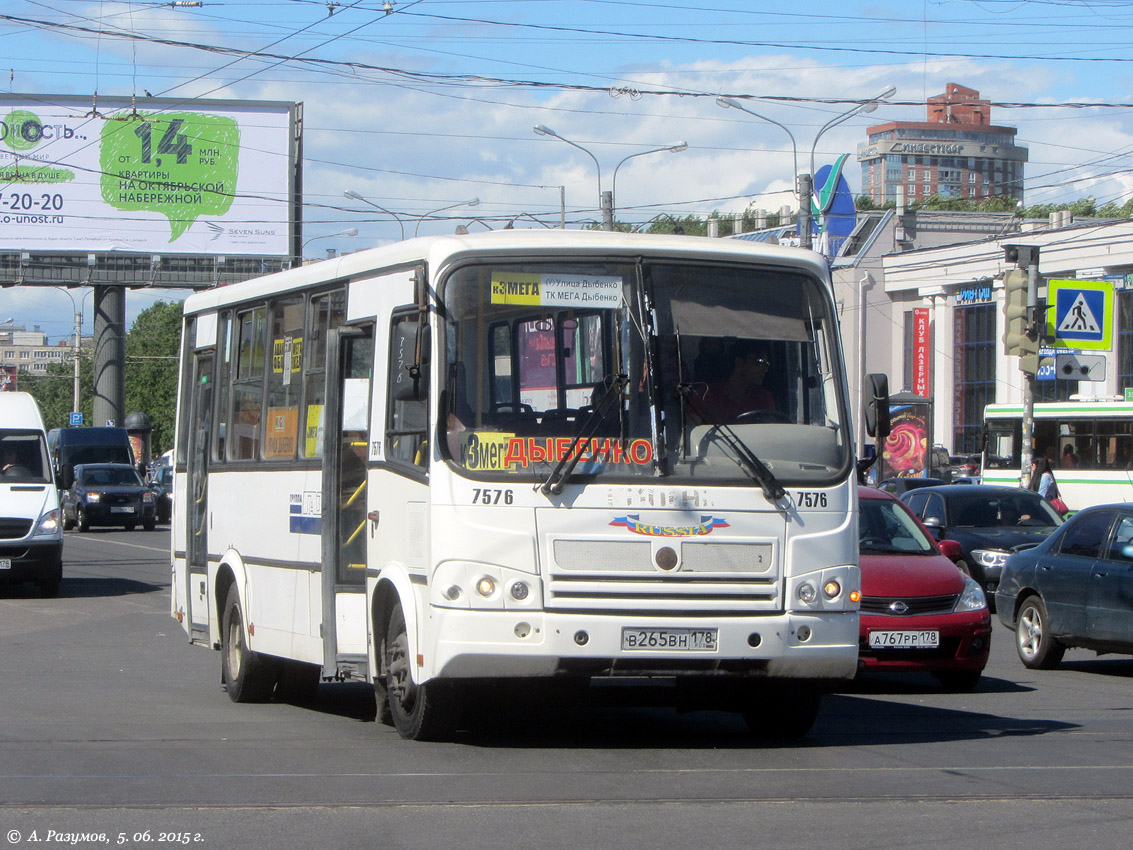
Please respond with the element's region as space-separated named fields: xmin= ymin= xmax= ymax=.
xmin=16 ymin=356 xmax=93 ymax=432
xmin=125 ymin=301 xmax=183 ymax=454
xmin=18 ymin=299 xmax=183 ymax=454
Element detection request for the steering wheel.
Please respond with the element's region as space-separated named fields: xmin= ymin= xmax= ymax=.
xmin=732 ymin=409 xmax=790 ymax=424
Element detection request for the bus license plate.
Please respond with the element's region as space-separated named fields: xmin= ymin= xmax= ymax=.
xmin=0 ymin=558 xmax=10 ymax=570
xmin=110 ymin=506 xmax=135 ymax=514
xmin=869 ymin=630 xmax=939 ymax=648
xmin=622 ymin=628 xmax=718 ymax=651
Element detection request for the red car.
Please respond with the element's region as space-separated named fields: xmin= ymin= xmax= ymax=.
xmin=857 ymin=486 xmax=992 ymax=691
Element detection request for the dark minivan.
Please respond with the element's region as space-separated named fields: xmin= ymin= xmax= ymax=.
xmin=47 ymin=427 xmax=134 ymax=488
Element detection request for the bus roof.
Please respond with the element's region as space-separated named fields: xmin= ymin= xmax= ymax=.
xmin=182 ymin=229 xmax=831 ymax=317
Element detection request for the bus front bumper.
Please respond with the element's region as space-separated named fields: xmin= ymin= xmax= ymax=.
xmin=425 ymin=608 xmax=859 ymax=681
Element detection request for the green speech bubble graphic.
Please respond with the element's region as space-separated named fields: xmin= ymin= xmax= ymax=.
xmin=100 ymin=111 xmax=240 ymax=242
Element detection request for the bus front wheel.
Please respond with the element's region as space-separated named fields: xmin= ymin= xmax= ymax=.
xmin=221 ymin=584 xmax=278 ymax=703
xmin=384 ymin=603 xmax=456 ymax=741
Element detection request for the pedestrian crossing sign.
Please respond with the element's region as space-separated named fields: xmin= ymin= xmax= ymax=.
xmin=1048 ymin=279 xmax=1113 ymax=351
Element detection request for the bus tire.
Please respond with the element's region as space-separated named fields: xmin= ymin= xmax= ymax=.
xmin=384 ymin=603 xmax=456 ymax=741
xmin=221 ymin=584 xmax=278 ymax=703
xmin=740 ymin=684 xmax=821 ymax=740
xmin=1016 ymin=595 xmax=1065 ymax=670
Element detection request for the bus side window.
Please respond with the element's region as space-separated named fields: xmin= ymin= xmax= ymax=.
xmin=229 ymin=306 xmax=266 ymax=461
xmin=387 ymin=311 xmax=429 ymax=468
xmin=301 ymin=290 xmax=346 ymax=459
xmin=214 ymin=312 xmax=231 ymax=461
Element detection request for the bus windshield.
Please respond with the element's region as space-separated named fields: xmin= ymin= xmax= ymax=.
xmin=441 ymin=258 xmax=848 ymax=485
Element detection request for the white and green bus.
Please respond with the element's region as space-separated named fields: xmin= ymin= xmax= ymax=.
xmin=983 ymin=400 xmax=1133 ymax=508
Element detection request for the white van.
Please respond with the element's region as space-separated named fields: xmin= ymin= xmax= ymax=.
xmin=0 ymin=392 xmax=64 ymax=596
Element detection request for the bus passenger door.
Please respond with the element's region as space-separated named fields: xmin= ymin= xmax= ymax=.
xmin=321 ymin=326 xmax=373 ymax=676
xmin=185 ymin=353 xmax=213 ymax=645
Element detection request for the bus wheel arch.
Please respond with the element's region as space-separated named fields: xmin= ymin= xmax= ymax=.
xmin=383 ymin=599 xmax=457 ymax=741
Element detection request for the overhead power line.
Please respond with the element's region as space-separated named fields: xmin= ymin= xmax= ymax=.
xmin=6 ymin=12 xmax=1133 ymax=107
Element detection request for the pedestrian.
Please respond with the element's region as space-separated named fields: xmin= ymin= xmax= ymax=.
xmin=1031 ymin=456 xmax=1068 ymax=514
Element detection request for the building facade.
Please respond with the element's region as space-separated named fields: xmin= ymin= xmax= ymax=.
xmin=858 ymin=83 xmax=1028 ymax=205
xmin=873 ymin=219 xmax=1133 ymax=456
xmin=0 ymin=325 xmax=88 ymax=385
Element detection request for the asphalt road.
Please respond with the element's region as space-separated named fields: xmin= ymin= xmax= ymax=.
xmin=1 ymin=527 xmax=1131 ymax=850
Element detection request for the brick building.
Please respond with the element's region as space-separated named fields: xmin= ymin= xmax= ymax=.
xmin=858 ymin=83 xmax=1028 ymax=205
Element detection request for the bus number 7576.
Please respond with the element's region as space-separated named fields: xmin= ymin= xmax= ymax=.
xmin=472 ymin=488 xmax=513 ymax=505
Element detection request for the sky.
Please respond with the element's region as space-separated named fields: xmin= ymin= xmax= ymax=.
xmin=4 ymin=0 xmax=1133 ymax=342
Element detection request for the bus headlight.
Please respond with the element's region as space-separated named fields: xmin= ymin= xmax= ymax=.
xmin=432 ymin=561 xmax=542 ymax=611
xmin=791 ymin=566 xmax=860 ymax=612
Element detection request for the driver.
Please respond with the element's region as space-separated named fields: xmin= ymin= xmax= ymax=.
xmin=697 ymin=339 xmax=774 ymax=423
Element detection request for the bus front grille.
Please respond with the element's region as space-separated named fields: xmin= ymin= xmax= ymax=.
xmin=547 ymin=539 xmax=781 ymax=611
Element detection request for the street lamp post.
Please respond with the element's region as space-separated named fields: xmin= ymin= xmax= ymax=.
xmin=413 ymin=198 xmax=480 ymax=237
xmin=301 ymin=228 xmax=358 ymax=258
xmin=533 ymin=124 xmax=606 ymax=228
xmin=611 ymin=141 xmax=687 ymax=224
xmin=54 ymin=287 xmax=93 ymax=416
xmin=534 ymin=125 xmax=687 ymax=231
xmin=717 ymin=86 xmax=895 ymax=250
xmin=343 ymin=190 xmax=405 ymax=241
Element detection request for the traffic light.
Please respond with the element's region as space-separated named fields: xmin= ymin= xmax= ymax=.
xmin=1003 ymin=244 xmax=1039 ymax=269
xmin=1002 ymin=268 xmax=1035 ymax=360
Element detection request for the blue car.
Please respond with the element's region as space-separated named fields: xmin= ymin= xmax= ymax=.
xmin=996 ymin=504 xmax=1133 ymax=669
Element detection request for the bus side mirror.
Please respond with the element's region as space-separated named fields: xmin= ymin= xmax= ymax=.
xmin=391 ymin=319 xmax=430 ymax=402
xmin=864 ymin=373 xmax=890 ymax=441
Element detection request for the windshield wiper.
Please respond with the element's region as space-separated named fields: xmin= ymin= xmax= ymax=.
xmin=540 ymin=374 xmax=628 ymax=496
xmin=677 ymin=384 xmax=787 ymax=503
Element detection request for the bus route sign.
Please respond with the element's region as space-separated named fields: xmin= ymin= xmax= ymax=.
xmin=1047 ymin=279 xmax=1113 ymax=351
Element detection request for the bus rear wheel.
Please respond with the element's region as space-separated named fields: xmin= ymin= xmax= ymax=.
xmin=221 ymin=584 xmax=278 ymax=702
xmin=384 ymin=603 xmax=456 ymax=741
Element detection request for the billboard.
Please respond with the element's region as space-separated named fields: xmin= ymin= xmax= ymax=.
xmin=0 ymin=94 xmax=296 ymax=256
xmin=879 ymin=395 xmax=933 ymax=480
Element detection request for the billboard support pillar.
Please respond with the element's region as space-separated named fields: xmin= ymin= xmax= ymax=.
xmin=92 ymin=285 xmax=125 ymax=428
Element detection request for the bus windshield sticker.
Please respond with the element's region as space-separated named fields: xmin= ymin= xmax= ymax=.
xmin=490 ymin=272 xmax=623 ymax=309
xmin=458 ymin=432 xmax=654 ymax=471
xmin=459 ymin=431 xmax=515 ymax=471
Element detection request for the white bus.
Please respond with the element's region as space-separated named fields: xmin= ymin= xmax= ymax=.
xmin=984 ymin=400 xmax=1133 ymax=508
xmin=171 ymin=230 xmax=871 ymax=740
